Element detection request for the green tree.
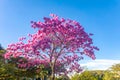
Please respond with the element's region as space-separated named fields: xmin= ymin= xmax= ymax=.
xmin=55 ymin=75 xmax=70 ymax=80
xmin=109 ymin=63 xmax=120 ymax=80
xmin=103 ymin=71 xmax=115 ymax=80
xmin=0 ymin=44 xmax=8 ymax=79
xmin=71 ymin=73 xmax=80 ymax=80
xmin=110 ymin=63 xmax=120 ymax=71
xmin=103 ymin=64 xmax=120 ymax=80
xmin=80 ymin=71 xmax=99 ymax=80
xmin=71 ymin=70 xmax=104 ymax=80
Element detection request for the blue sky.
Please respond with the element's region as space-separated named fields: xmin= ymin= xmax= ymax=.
xmin=0 ymin=0 xmax=120 ymax=69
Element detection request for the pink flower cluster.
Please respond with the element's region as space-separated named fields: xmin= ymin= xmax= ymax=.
xmin=4 ymin=14 xmax=99 ymax=74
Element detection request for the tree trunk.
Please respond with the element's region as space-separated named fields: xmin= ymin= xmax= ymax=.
xmin=50 ymin=65 xmax=55 ymax=80
xmin=50 ymin=73 xmax=55 ymax=80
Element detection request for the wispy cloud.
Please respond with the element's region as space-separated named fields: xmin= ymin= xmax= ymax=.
xmin=81 ymin=59 xmax=120 ymax=70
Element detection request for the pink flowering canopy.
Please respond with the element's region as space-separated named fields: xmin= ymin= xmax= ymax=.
xmin=4 ymin=14 xmax=99 ymax=75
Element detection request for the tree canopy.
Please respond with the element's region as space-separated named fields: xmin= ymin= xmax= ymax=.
xmin=4 ymin=14 xmax=99 ymax=80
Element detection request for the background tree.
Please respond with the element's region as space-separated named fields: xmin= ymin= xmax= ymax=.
xmin=0 ymin=44 xmax=9 ymax=79
xmin=71 ymin=73 xmax=80 ymax=80
xmin=105 ymin=63 xmax=120 ymax=80
xmin=71 ymin=70 xmax=104 ymax=80
xmin=4 ymin=14 xmax=99 ymax=80
xmin=79 ymin=71 xmax=100 ymax=80
xmin=103 ymin=70 xmax=115 ymax=80
xmin=55 ymin=75 xmax=70 ymax=80
xmin=110 ymin=63 xmax=120 ymax=71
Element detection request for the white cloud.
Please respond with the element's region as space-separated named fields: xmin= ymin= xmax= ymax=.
xmin=80 ymin=59 xmax=120 ymax=70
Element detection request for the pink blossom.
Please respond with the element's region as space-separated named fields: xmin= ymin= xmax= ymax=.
xmin=4 ymin=14 xmax=99 ymax=77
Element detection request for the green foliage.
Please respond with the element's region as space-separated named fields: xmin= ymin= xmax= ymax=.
xmin=71 ymin=64 xmax=120 ymax=80
xmin=110 ymin=63 xmax=120 ymax=71
xmin=105 ymin=63 xmax=120 ymax=80
xmin=71 ymin=73 xmax=80 ymax=80
xmin=79 ymin=71 xmax=102 ymax=80
xmin=71 ymin=70 xmax=104 ymax=80
xmin=55 ymin=75 xmax=70 ymax=80
xmin=35 ymin=65 xmax=52 ymax=80
xmin=0 ymin=45 xmax=15 ymax=79
xmin=103 ymin=71 xmax=115 ymax=80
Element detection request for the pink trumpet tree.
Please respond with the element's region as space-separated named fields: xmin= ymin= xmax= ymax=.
xmin=4 ymin=14 xmax=99 ymax=80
